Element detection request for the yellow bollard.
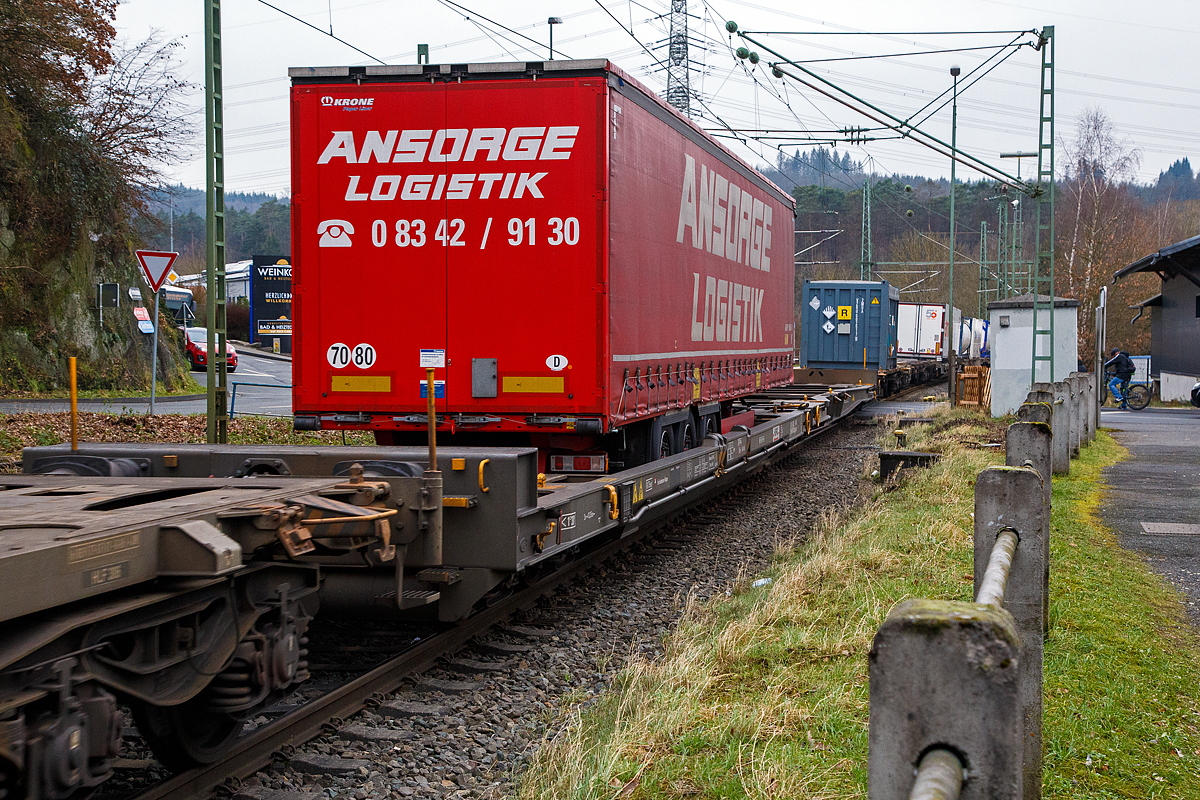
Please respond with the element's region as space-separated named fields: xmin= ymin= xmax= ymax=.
xmin=69 ymin=356 xmax=78 ymax=451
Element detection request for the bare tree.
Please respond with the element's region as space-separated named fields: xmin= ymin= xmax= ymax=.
xmin=1057 ymin=107 xmax=1155 ymax=355
xmin=83 ymin=31 xmax=196 ymax=211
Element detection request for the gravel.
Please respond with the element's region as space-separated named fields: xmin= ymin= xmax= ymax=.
xmin=212 ymin=423 xmax=877 ymax=800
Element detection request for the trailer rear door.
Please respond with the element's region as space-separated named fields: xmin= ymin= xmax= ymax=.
xmin=291 ymin=81 xmax=451 ymax=415
xmin=441 ymin=76 xmax=608 ymax=420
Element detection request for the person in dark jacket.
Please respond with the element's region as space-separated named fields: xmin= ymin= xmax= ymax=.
xmin=1104 ymin=348 xmax=1136 ymax=408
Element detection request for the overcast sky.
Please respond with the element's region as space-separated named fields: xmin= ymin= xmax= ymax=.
xmin=114 ymin=0 xmax=1200 ymax=197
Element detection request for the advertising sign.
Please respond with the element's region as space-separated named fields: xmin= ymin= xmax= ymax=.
xmin=250 ymin=255 xmax=292 ymax=354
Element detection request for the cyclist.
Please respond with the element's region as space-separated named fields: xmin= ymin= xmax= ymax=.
xmin=1104 ymin=347 xmax=1136 ymax=408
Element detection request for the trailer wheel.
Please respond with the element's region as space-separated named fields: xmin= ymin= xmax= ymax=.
xmin=678 ymin=419 xmax=697 ymax=452
xmin=658 ymin=426 xmax=675 ymax=459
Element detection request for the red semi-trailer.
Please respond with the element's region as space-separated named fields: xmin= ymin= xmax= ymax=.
xmin=290 ymin=60 xmax=796 ymax=471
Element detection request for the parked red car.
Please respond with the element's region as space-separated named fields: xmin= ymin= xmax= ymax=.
xmin=183 ymin=327 xmax=237 ymax=372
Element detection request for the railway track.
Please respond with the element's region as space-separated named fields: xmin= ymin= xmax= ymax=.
xmin=4 ymin=385 xmax=874 ymax=800
xmin=116 ymin=416 xmax=875 ymax=800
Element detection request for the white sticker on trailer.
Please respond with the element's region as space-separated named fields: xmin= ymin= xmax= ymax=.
xmin=419 ymin=349 xmax=446 ymax=368
xmin=809 ymin=295 xmax=821 ymax=311
xmin=823 ymin=305 xmax=836 ymax=320
xmin=327 ymin=342 xmax=350 ymax=368
xmin=822 ymin=320 xmax=835 ymax=334
xmin=546 ymin=354 xmax=568 ymax=371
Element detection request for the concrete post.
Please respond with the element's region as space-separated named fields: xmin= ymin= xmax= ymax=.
xmin=1086 ymin=373 xmax=1098 ymax=442
xmin=1068 ymin=374 xmax=1087 ymax=456
xmin=1032 ymin=382 xmax=1069 ymax=475
xmin=1006 ymin=420 xmax=1053 ymax=636
xmin=1017 ymin=401 xmax=1051 ymax=426
xmin=1051 ymin=383 xmax=1070 ymax=474
xmin=975 ymin=466 xmax=1045 ymax=800
xmin=869 ymin=599 xmax=1022 ymax=800
xmin=1069 ymin=373 xmax=1091 ymax=448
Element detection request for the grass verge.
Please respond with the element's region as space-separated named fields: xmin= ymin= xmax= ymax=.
xmin=0 ymin=376 xmax=206 ymax=400
xmin=517 ymin=411 xmax=1200 ymax=799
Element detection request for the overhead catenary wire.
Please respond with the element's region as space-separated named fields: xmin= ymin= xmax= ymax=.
xmin=745 ymin=38 xmax=1033 ymax=190
xmin=438 ymin=0 xmax=570 ymax=59
xmin=254 ymin=0 xmax=385 ymax=64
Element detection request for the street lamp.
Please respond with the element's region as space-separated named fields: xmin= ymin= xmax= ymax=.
xmin=947 ymin=64 xmax=960 ymax=405
xmin=548 ymin=17 xmax=563 ymax=60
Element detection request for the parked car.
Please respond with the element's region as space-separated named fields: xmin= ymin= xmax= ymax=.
xmin=1191 ymin=380 xmax=1200 ymax=408
xmin=182 ymin=327 xmax=237 ymax=372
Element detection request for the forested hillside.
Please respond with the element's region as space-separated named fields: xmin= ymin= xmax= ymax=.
xmin=0 ymin=0 xmax=194 ymax=392
xmin=136 ymin=190 xmax=290 ymax=274
xmin=1 ymin=0 xmax=1194 ymax=391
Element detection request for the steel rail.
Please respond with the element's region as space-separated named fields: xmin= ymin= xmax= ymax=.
xmin=131 ymin=395 xmax=866 ymax=800
xmin=133 ymin=529 xmax=634 ymax=800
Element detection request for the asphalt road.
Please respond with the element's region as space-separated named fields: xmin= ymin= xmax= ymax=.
xmin=1099 ymin=405 xmax=1200 ymax=626
xmin=196 ymin=350 xmax=293 ymax=418
xmin=0 ymin=350 xmax=294 ymax=418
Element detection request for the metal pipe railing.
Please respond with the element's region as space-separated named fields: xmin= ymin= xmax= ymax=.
xmin=976 ymin=528 xmax=1018 ymax=607
xmin=909 ymin=749 xmax=965 ymax=800
xmin=229 ymin=381 xmax=292 ymax=418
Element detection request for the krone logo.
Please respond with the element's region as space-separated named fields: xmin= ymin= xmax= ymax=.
xmin=320 ymin=96 xmax=334 ymax=106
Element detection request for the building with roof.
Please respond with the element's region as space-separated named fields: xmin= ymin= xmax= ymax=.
xmin=987 ymin=294 xmax=1079 ymax=416
xmin=1115 ymin=234 xmax=1200 ymax=400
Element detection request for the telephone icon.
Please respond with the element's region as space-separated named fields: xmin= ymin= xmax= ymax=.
xmin=318 ymin=219 xmax=354 ymax=247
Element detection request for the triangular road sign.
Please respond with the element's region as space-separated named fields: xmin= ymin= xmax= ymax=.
xmin=135 ymin=250 xmax=179 ymax=292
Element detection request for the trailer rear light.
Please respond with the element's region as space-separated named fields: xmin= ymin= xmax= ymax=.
xmin=548 ymin=454 xmax=608 ymax=473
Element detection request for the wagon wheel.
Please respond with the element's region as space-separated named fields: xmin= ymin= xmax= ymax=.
xmin=132 ymin=697 xmax=242 ymax=772
xmin=0 ymin=752 xmax=22 ymax=800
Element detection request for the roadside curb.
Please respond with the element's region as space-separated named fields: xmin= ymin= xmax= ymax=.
xmin=230 ymin=340 xmax=292 ymax=363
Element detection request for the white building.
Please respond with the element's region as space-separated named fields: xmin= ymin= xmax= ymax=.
xmin=179 ymin=261 xmax=252 ymax=301
xmin=988 ymin=294 xmax=1079 ymax=416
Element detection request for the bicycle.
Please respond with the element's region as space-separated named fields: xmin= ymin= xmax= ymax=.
xmin=1101 ymin=371 xmax=1151 ymax=410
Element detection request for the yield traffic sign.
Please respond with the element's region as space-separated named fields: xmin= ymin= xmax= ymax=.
xmin=134 ymin=250 xmax=179 ymax=292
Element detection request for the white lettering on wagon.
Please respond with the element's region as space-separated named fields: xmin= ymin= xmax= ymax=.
xmin=690 ymin=272 xmax=765 ymax=343
xmin=676 ymin=154 xmax=773 ymax=273
xmin=317 ymin=127 xmax=578 ymax=164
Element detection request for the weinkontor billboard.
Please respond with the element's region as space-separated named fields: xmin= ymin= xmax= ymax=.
xmin=250 ymin=255 xmax=292 ymax=354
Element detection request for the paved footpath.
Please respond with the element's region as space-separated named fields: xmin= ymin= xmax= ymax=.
xmin=1099 ymin=405 xmax=1200 ymax=626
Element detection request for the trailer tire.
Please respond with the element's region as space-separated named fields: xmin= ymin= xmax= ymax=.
xmin=677 ymin=416 xmax=697 ymax=452
xmin=658 ymin=425 xmax=676 ymax=459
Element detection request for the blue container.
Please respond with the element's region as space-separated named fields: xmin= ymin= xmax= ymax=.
xmin=799 ymin=280 xmax=899 ymax=370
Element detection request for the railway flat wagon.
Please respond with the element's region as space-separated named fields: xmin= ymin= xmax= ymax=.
xmin=289 ymin=59 xmax=797 ymax=471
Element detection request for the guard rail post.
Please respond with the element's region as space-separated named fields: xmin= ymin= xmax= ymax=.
xmin=1016 ymin=401 xmax=1051 ymax=427
xmin=1069 ymin=373 xmax=1091 ymax=449
xmin=1087 ymin=373 xmax=1098 ymax=442
xmin=1006 ymin=420 xmax=1053 ymax=634
xmin=1051 ymin=381 xmax=1072 ymax=472
xmin=975 ymin=466 xmax=1046 ymax=800
xmin=1064 ymin=377 xmax=1080 ymax=457
xmin=869 ymin=600 xmax=1022 ymax=800
xmin=1029 ymin=383 xmax=1069 ymax=475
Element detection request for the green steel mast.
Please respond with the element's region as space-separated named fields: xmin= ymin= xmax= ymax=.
xmin=205 ymin=0 xmax=228 ymax=443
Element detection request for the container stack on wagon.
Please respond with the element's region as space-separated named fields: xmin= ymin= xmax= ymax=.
xmin=288 ymin=59 xmax=796 ymax=471
xmin=794 ymin=280 xmax=945 ymax=396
